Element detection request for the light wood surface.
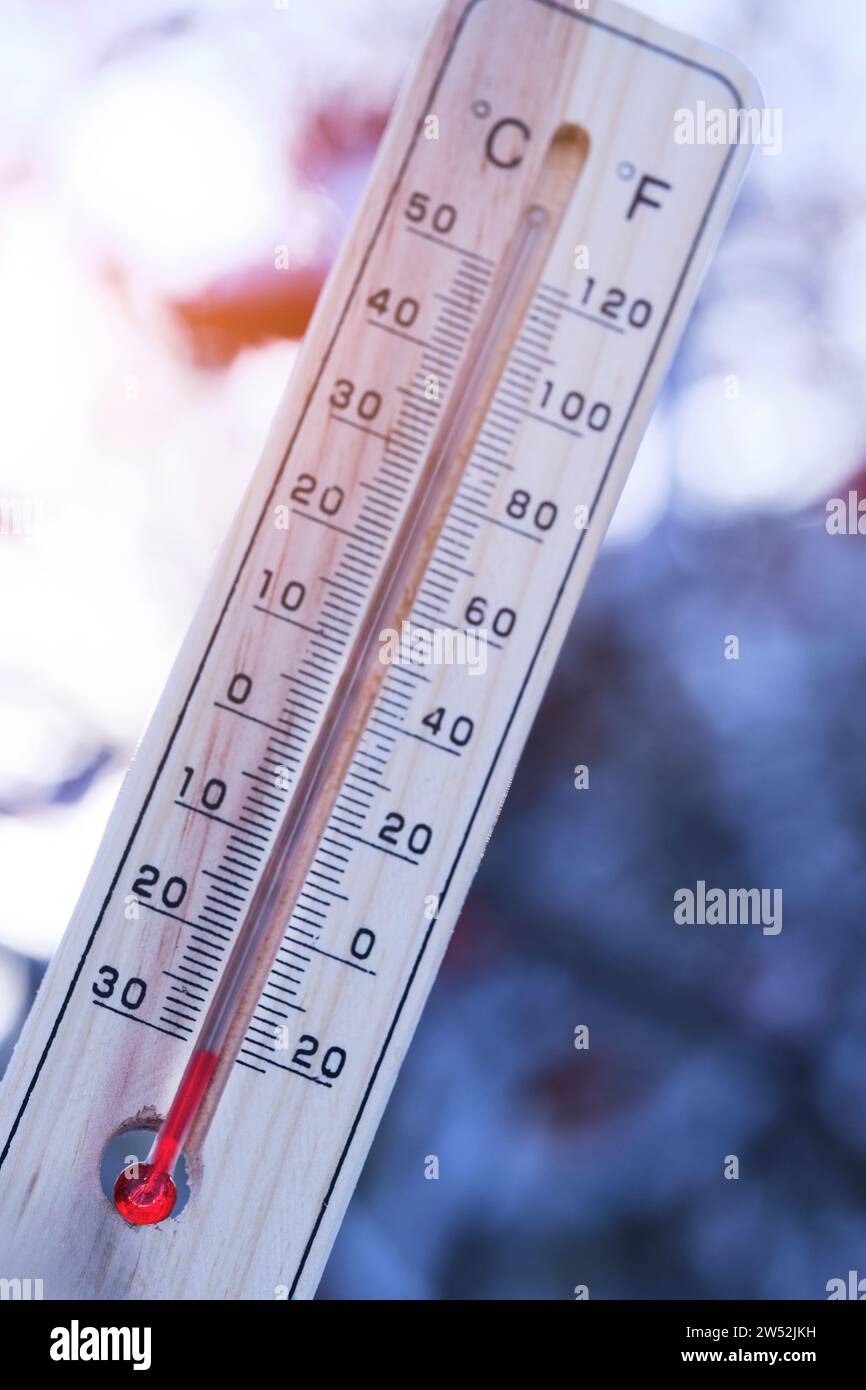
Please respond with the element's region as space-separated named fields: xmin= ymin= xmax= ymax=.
xmin=0 ymin=0 xmax=759 ymax=1299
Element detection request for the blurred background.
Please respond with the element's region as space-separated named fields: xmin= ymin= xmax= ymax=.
xmin=1 ymin=0 xmax=865 ymax=1299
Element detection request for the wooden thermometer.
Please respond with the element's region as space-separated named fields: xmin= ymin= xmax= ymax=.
xmin=0 ymin=0 xmax=758 ymax=1299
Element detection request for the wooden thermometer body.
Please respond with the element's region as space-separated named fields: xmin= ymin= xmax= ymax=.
xmin=0 ymin=0 xmax=758 ymax=1298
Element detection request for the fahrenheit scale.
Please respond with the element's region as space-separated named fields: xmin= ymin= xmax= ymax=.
xmin=0 ymin=0 xmax=758 ymax=1298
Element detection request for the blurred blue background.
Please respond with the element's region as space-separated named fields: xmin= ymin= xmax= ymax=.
xmin=1 ymin=0 xmax=865 ymax=1298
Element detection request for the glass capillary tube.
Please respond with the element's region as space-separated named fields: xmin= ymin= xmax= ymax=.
xmin=114 ymin=125 xmax=586 ymax=1224
xmin=196 ymin=205 xmax=548 ymax=1062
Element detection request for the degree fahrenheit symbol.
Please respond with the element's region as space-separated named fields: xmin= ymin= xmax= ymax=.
xmin=627 ymin=173 xmax=672 ymax=220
